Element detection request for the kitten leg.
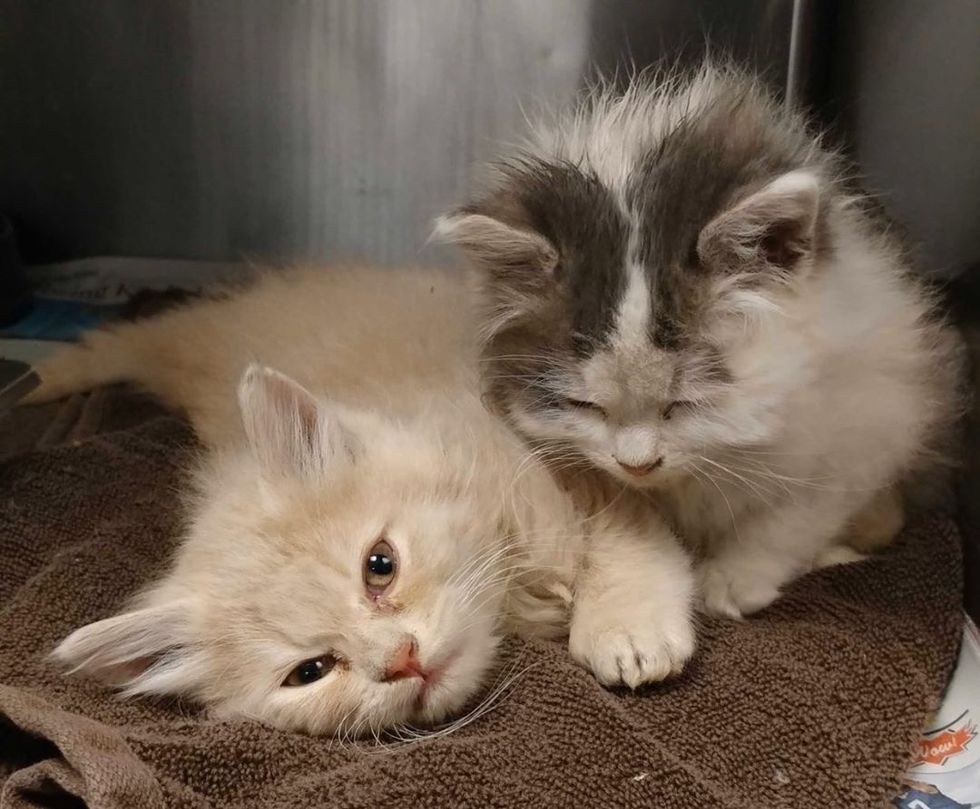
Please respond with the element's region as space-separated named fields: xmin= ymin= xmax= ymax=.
xmin=844 ymin=485 xmax=905 ymax=554
xmin=698 ymin=497 xmax=856 ymax=618
xmin=568 ymin=510 xmax=695 ymax=688
xmin=811 ymin=487 xmax=904 ymax=569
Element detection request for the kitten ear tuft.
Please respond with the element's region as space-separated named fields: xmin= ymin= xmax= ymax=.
xmin=433 ymin=212 xmax=559 ymax=278
xmin=51 ymin=602 xmax=199 ymax=696
xmin=238 ymin=364 xmax=356 ymax=478
xmin=698 ymin=170 xmax=821 ymax=276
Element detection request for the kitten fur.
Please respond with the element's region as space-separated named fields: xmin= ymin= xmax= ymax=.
xmin=32 ymin=265 xmax=694 ymax=736
xmin=436 ymin=63 xmax=964 ymax=618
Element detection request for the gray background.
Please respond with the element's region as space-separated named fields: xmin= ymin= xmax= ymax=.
xmin=832 ymin=0 xmax=979 ymax=278
xmin=0 ymin=1 xmax=975 ymax=273
xmin=0 ymin=0 xmax=796 ymax=266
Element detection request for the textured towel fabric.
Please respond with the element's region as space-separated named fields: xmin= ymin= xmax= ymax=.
xmin=0 ymin=393 xmax=964 ymax=809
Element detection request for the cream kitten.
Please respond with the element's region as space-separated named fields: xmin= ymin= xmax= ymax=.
xmin=435 ymin=64 xmax=964 ymax=618
xmin=34 ymin=265 xmax=694 ymax=736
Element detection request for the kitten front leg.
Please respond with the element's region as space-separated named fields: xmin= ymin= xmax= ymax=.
xmin=568 ymin=509 xmax=695 ymax=688
xmin=698 ymin=497 xmax=856 ymax=618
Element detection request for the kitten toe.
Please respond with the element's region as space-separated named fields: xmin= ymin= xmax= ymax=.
xmin=700 ymin=581 xmax=745 ymax=620
xmin=569 ymin=613 xmax=695 ymax=689
xmin=813 ymin=545 xmax=867 ymax=569
xmin=699 ymin=560 xmax=781 ymax=619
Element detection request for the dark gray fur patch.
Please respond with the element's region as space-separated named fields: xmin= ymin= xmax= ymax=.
xmin=625 ymin=89 xmax=818 ymax=348
xmin=470 ymin=159 xmax=629 ymax=352
xmin=460 ymin=162 xmax=629 ymax=421
xmin=463 ymin=69 xmax=837 ymax=424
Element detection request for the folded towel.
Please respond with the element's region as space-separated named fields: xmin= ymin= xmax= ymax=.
xmin=0 ymin=393 xmax=964 ymax=808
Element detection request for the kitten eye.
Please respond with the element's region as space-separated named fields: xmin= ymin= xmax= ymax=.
xmin=564 ymin=398 xmax=605 ymax=415
xmin=365 ymin=539 xmax=397 ymax=595
xmin=282 ymin=654 xmax=336 ymax=687
xmin=663 ymin=401 xmax=694 ymax=420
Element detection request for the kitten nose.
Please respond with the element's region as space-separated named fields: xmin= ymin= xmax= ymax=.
xmin=616 ymin=458 xmax=663 ymax=477
xmin=382 ymin=637 xmax=424 ymax=682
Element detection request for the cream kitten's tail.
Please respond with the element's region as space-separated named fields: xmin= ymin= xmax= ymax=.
xmin=24 ymin=322 xmax=164 ymax=404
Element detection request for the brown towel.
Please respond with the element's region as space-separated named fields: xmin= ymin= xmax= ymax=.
xmin=0 ymin=394 xmax=964 ymax=809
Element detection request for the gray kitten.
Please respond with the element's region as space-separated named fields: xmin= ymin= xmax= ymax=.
xmin=436 ymin=64 xmax=963 ymax=618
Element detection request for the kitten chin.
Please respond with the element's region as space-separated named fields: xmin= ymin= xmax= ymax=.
xmin=439 ymin=61 xmax=965 ymax=618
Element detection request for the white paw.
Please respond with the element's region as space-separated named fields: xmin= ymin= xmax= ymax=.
xmin=699 ymin=557 xmax=782 ymax=619
xmin=569 ymin=608 xmax=695 ymax=689
xmin=813 ymin=545 xmax=866 ymax=569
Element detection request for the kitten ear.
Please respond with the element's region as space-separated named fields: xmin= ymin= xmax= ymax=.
xmin=433 ymin=212 xmax=559 ymax=278
xmin=52 ymin=602 xmax=200 ymax=695
xmin=698 ymin=171 xmax=821 ymax=276
xmin=238 ymin=364 xmax=356 ymax=478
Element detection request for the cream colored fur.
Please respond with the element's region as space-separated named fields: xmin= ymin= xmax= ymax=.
xmin=39 ymin=265 xmax=694 ymax=735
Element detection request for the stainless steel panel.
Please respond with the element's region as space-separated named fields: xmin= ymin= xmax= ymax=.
xmin=834 ymin=0 xmax=980 ymax=278
xmin=0 ymin=1 xmax=795 ymax=266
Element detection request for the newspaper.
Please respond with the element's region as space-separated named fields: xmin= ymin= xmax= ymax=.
xmin=896 ymin=616 xmax=980 ymax=808
xmin=0 ymin=256 xmax=242 ymax=341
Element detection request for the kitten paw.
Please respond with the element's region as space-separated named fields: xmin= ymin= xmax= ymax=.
xmin=699 ymin=559 xmax=782 ymax=619
xmin=568 ymin=610 xmax=695 ymax=689
xmin=813 ymin=544 xmax=866 ymax=569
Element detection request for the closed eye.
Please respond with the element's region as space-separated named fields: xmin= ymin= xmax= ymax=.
xmin=564 ymin=398 xmax=606 ymax=416
xmin=663 ymin=401 xmax=696 ymax=420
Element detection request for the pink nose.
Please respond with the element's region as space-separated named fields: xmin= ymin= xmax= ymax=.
xmin=617 ymin=458 xmax=663 ymax=477
xmin=383 ymin=638 xmax=424 ymax=682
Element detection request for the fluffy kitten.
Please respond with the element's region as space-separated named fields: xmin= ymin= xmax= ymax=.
xmin=436 ymin=64 xmax=963 ymax=618
xmin=33 ymin=265 xmax=694 ymax=735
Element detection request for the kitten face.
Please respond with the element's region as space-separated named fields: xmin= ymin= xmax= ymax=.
xmin=55 ymin=367 xmax=506 ymax=735
xmin=438 ymin=67 xmax=827 ymax=487
xmin=504 ymin=335 xmax=766 ymax=489
xmin=185 ymin=464 xmax=501 ymax=736
xmin=493 ymin=296 xmax=794 ymax=489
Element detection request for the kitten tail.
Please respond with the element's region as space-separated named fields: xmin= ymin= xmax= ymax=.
xmin=24 ymin=321 xmax=155 ymax=404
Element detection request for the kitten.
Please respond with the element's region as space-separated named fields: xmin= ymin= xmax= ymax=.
xmin=435 ymin=64 xmax=964 ymax=618
xmin=33 ymin=265 xmax=694 ymax=736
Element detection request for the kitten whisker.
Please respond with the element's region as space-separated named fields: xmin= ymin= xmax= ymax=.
xmin=687 ymin=461 xmax=740 ymax=542
xmin=384 ymin=652 xmax=536 ymax=749
xmin=696 ymin=455 xmax=782 ymax=507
